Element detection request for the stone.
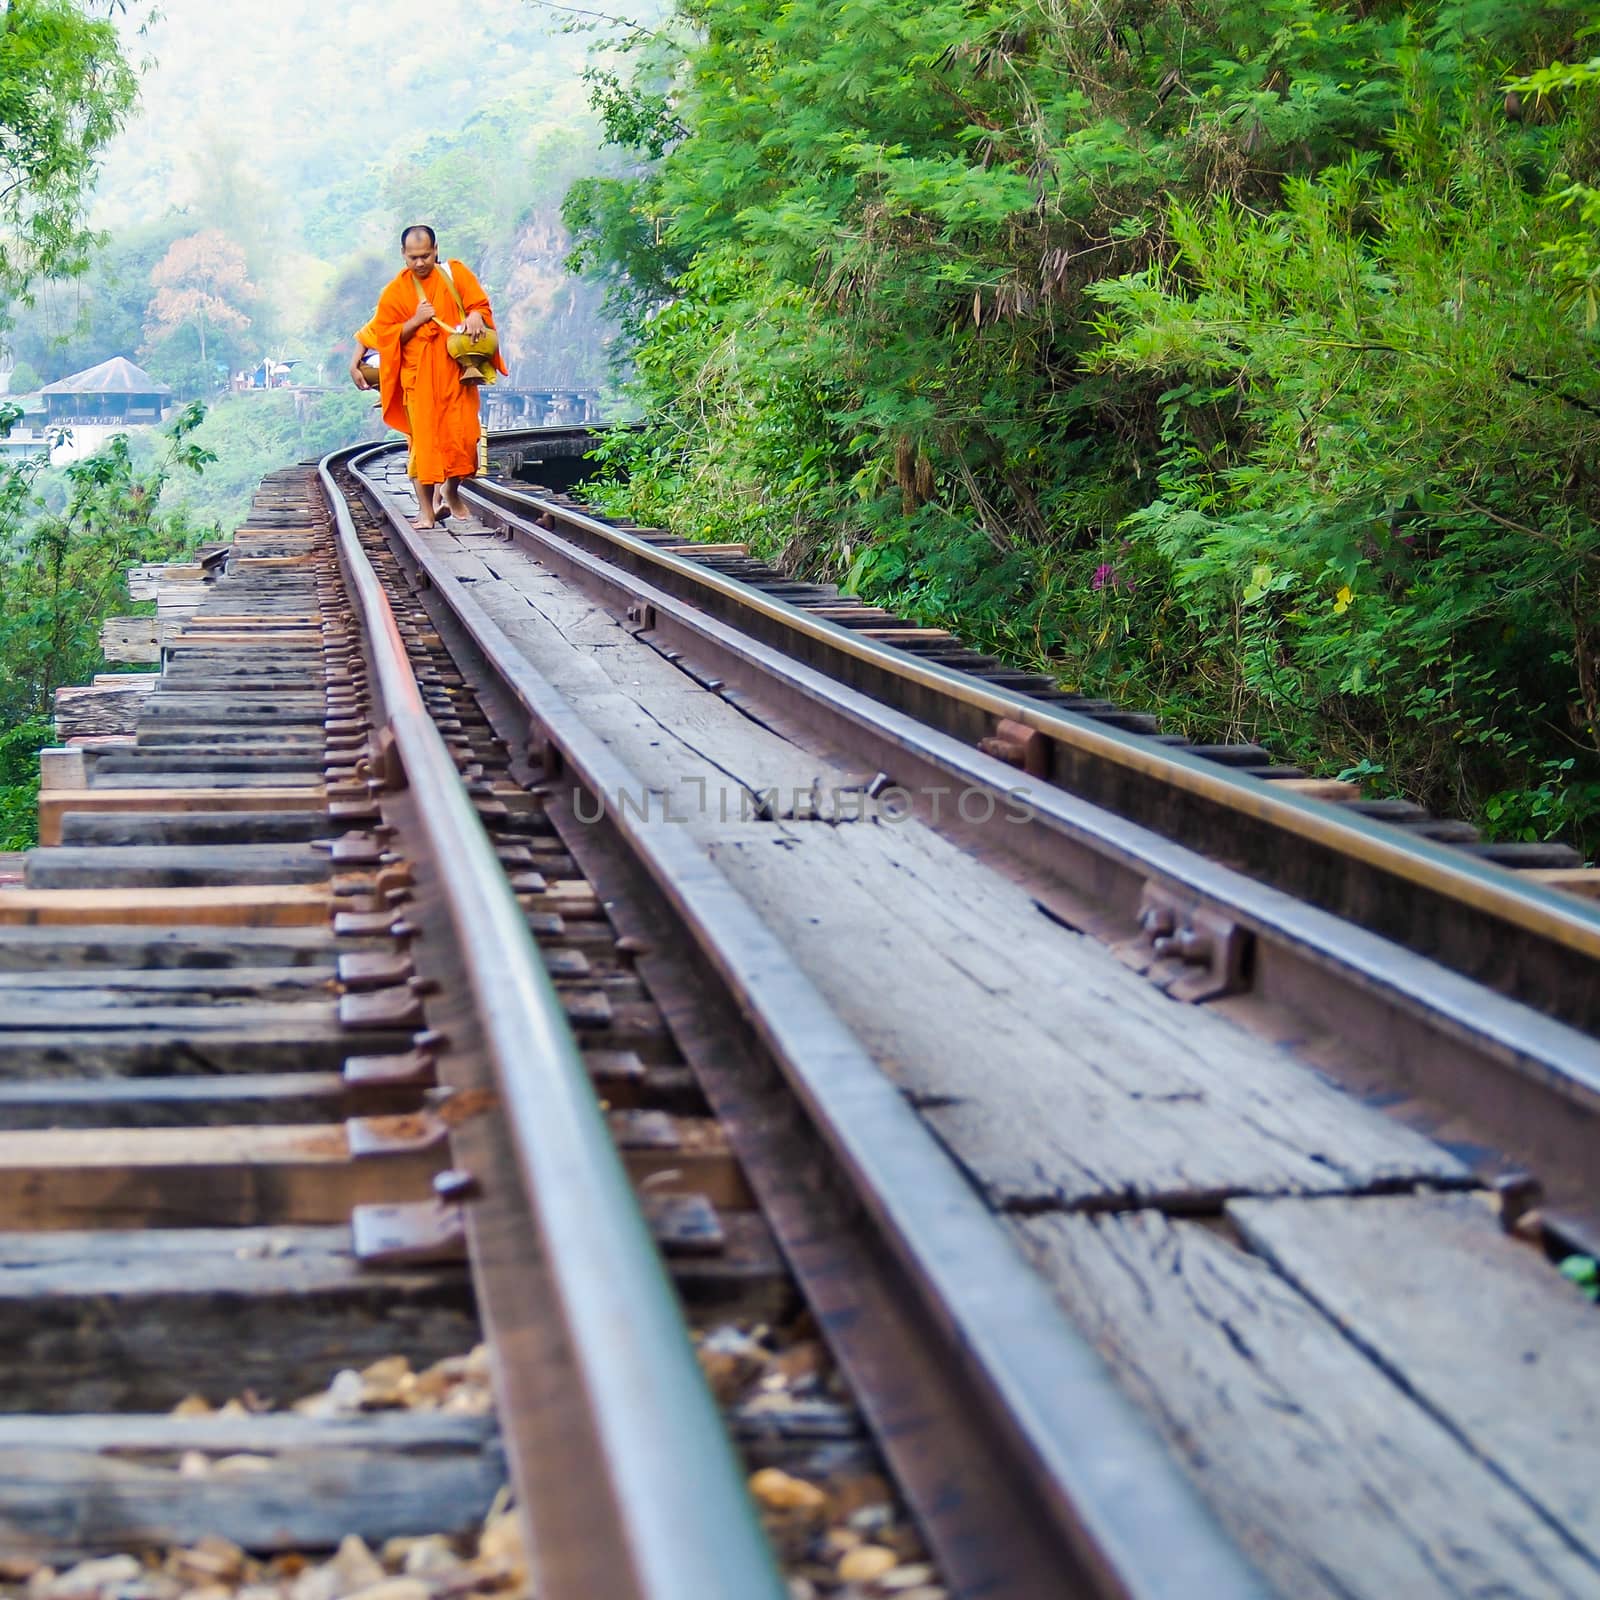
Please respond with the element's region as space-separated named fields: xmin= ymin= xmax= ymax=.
xmin=342 ymin=1583 xmax=429 ymax=1600
xmin=50 ymin=1557 xmax=142 ymax=1597
xmin=170 ymin=1539 xmax=246 ymax=1585
xmin=749 ymin=1468 xmax=828 ymax=1513
xmin=399 ymin=1542 xmax=460 ymax=1579
xmin=877 ymin=1566 xmax=938 ymax=1591
xmin=836 ymin=1546 xmax=898 ymax=1584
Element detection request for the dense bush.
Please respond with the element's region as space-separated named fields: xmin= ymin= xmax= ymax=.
xmin=566 ymin=0 xmax=1600 ymax=848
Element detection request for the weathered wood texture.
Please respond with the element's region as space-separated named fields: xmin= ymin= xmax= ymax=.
xmin=0 ymin=1414 xmax=503 ymax=1558
xmin=432 ymin=523 xmax=1466 ymax=1210
xmin=0 ymin=1227 xmax=476 ymax=1412
xmin=38 ymin=789 xmax=328 ymax=847
xmin=0 ymin=884 xmax=332 ymax=926
xmin=59 ymin=810 xmax=331 ymax=846
xmin=98 ymin=616 xmax=165 ymax=664
xmin=0 ymin=1122 xmax=439 ymax=1229
xmin=53 ymin=683 xmax=155 ymax=740
xmin=0 ymin=965 xmax=335 ymax=999
xmin=0 ymin=1071 xmax=392 ymax=1129
xmin=1230 ymin=1191 xmax=1600 ymax=1566
xmin=24 ymin=844 xmax=333 ymax=889
xmin=0 ymin=1014 xmax=409 ymax=1078
xmin=1016 ymin=1210 xmax=1600 ymax=1599
xmin=0 ymin=925 xmax=342 ymax=971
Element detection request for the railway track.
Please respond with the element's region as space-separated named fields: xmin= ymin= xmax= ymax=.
xmin=6 ymin=431 xmax=1599 ymax=1599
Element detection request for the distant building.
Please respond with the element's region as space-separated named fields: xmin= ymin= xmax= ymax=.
xmin=39 ymin=357 xmax=171 ymax=426
xmin=0 ymin=394 xmax=50 ymax=463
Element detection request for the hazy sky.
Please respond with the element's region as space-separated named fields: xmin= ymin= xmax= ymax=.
xmin=91 ymin=0 xmax=588 ymax=236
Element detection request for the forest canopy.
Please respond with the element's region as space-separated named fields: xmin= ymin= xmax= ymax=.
xmin=565 ymin=0 xmax=1600 ymax=848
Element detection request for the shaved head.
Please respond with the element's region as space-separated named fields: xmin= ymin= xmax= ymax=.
xmin=402 ymin=227 xmax=439 ymax=278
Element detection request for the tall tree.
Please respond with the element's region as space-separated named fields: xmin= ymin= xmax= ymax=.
xmin=143 ymin=229 xmax=254 ymax=366
xmin=0 ymin=0 xmax=138 ymax=303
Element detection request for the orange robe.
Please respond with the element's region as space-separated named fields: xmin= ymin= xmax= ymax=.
xmin=356 ymin=259 xmax=508 ymax=483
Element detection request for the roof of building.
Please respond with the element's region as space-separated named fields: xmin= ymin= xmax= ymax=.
xmin=39 ymin=356 xmax=172 ymax=396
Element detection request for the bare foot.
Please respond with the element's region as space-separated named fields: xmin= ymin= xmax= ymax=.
xmin=411 ymin=516 xmax=439 ymax=531
xmin=443 ymin=494 xmax=470 ymax=520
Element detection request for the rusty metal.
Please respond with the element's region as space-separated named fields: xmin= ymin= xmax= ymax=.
xmin=351 ymin=443 xmax=1273 ymax=1600
xmin=1119 ymin=884 xmax=1252 ymax=1003
xmin=346 ymin=1112 xmax=450 ymax=1157
xmin=336 ymin=951 xmax=414 ymax=991
xmin=338 ymin=988 xmax=426 ymax=1031
xmin=344 ymin=1048 xmax=437 ymax=1088
xmin=466 ymin=471 xmax=1600 ymax=1037
xmin=323 ymin=448 xmax=785 ymax=1600
xmin=441 ymin=450 xmax=1600 ymax=1250
xmin=350 ymin=1199 xmax=467 ymax=1265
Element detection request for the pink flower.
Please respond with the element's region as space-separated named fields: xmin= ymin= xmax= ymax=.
xmin=1091 ymin=562 xmax=1115 ymax=591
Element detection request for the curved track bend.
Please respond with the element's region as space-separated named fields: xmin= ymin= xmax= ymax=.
xmin=2 ymin=432 xmax=1596 ymax=1600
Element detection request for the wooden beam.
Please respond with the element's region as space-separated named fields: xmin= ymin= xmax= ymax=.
xmin=0 ymin=1122 xmax=443 ymax=1228
xmin=0 ymin=1224 xmax=475 ymax=1412
xmin=38 ymin=786 xmax=327 ymax=845
xmin=0 ymin=884 xmax=332 ymax=928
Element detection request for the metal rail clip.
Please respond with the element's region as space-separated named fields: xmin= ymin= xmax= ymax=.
xmin=1117 ymin=883 xmax=1252 ymax=1002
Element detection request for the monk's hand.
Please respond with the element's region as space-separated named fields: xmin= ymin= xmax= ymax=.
xmin=411 ymin=298 xmax=435 ymax=329
xmin=463 ymin=312 xmax=488 ymax=339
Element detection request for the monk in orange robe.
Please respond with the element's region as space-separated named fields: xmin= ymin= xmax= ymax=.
xmin=350 ymin=225 xmax=507 ymax=527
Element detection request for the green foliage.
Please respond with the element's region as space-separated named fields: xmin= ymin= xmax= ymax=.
xmin=0 ymin=403 xmax=214 ymax=728
xmin=1559 ymin=1254 xmax=1600 ymax=1301
xmin=566 ymin=0 xmax=1600 ymax=850
xmin=5 ymin=0 xmax=620 ymax=402
xmin=157 ymin=389 xmax=384 ymax=532
xmin=0 ymin=715 xmax=53 ymax=851
xmin=0 ymin=0 xmax=138 ymax=305
xmin=7 ymin=361 xmax=39 ymax=394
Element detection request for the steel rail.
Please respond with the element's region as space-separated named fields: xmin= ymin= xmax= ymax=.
xmin=467 ymin=463 xmax=1600 ymax=966
xmin=349 ymin=444 xmax=1278 ymax=1600
xmin=318 ymin=448 xmax=786 ymax=1600
xmin=449 ymin=457 xmax=1600 ymax=1241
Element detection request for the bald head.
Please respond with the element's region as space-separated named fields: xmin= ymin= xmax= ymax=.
xmin=402 ymin=225 xmax=438 ymax=278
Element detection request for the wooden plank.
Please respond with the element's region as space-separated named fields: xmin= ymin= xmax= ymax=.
xmin=0 ymin=1122 xmax=444 ymax=1228
xmin=434 ymin=521 xmax=1465 ymax=1208
xmin=24 ymin=843 xmax=333 ymax=890
xmin=59 ymin=811 xmax=330 ymax=847
xmin=1230 ymin=1191 xmax=1600 ymax=1564
xmin=191 ymin=612 xmax=322 ymax=626
xmin=1525 ymin=867 xmax=1600 ymax=900
xmin=0 ymin=1410 xmax=491 ymax=1452
xmin=0 ymin=1071 xmax=398 ymax=1129
xmin=53 ymin=684 xmax=152 ymax=739
xmin=0 ymin=884 xmax=331 ymax=927
xmin=0 ymin=1224 xmax=474 ymax=1412
xmin=0 ymin=1020 xmax=408 ymax=1078
xmin=0 ymin=924 xmax=341 ymax=971
xmin=1017 ymin=1210 xmax=1600 ymax=1600
xmin=167 ymin=630 xmax=322 ymax=647
xmin=37 ymin=749 xmax=86 ymax=792
xmin=715 ymin=821 xmax=1465 ymax=1208
xmin=98 ymin=615 xmax=163 ymax=663
xmin=37 ymin=787 xmax=327 ymax=845
xmin=0 ymin=964 xmax=335 ymax=998
xmin=1270 ymin=778 xmax=1364 ymax=802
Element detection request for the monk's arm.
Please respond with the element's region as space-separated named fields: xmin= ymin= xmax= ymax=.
xmin=349 ymin=340 xmax=376 ymax=389
xmin=454 ymin=262 xmax=492 ymax=339
xmin=398 ymin=295 xmax=434 ymax=345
